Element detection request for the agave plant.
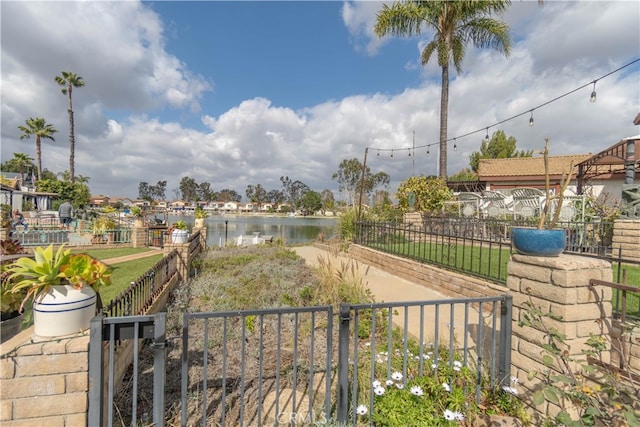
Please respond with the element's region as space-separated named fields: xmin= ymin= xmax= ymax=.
xmin=7 ymin=244 xmax=111 ymax=312
xmin=7 ymin=245 xmax=71 ymax=310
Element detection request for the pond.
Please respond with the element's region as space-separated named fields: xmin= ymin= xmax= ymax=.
xmin=168 ymin=214 xmax=338 ymax=246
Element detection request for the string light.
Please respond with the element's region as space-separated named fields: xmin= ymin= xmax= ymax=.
xmin=453 ymin=139 xmax=457 ymax=151
xmin=377 ymin=150 xmax=379 ymax=156
xmin=408 ymin=148 xmax=411 ymax=157
xmin=363 ymin=59 xmax=637 ymax=157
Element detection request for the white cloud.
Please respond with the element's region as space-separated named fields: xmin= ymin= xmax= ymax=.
xmin=1 ymin=0 xmax=637 ymax=201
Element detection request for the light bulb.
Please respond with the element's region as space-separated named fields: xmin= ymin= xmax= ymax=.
xmin=529 ymin=111 xmax=534 ymax=127
xmin=590 ymin=81 xmax=597 ymax=103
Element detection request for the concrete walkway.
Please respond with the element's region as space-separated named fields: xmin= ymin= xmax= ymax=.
xmin=292 ymin=246 xmax=492 ymax=346
xmin=101 ymin=248 xmax=163 ymax=265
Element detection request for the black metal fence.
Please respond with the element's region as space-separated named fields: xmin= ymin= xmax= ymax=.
xmin=355 ymin=217 xmax=618 ymax=285
xmin=101 ymin=250 xmax=178 ymax=317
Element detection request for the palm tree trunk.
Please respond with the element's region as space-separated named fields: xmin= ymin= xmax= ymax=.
xmin=439 ymin=64 xmax=449 ymax=180
xmin=35 ymin=136 xmax=42 ymax=181
xmin=68 ymin=86 xmax=75 ymax=183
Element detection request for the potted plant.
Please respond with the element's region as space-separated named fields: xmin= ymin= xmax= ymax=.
xmin=92 ymin=215 xmax=117 ymax=243
xmin=511 ymin=138 xmax=573 ymax=256
xmin=1 ymin=272 xmax=28 ymax=343
xmin=194 ymin=207 xmax=208 ymax=228
xmin=130 ymin=206 xmax=145 ymax=227
xmin=170 ymin=220 xmax=189 ymax=243
xmin=6 ymin=244 xmax=112 ymax=337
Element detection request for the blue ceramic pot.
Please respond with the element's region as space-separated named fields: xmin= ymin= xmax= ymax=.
xmin=511 ymin=227 xmax=566 ymax=257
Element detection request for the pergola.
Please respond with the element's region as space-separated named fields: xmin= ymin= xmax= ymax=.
xmin=576 ymin=136 xmax=639 ymax=194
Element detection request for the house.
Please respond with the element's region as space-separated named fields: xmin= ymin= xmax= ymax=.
xmin=1 ymin=174 xmax=56 ymax=212
xmin=477 ymin=154 xmax=591 ymax=196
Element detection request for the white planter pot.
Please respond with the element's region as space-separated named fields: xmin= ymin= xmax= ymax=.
xmin=33 ymin=284 xmax=97 ymax=337
xmin=171 ymin=229 xmax=189 ymax=243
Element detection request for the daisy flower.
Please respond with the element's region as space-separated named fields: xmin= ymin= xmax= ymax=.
xmin=395 ymin=383 xmax=404 ymax=389
xmin=372 ymin=380 xmax=381 ymax=388
xmin=385 ymin=379 xmax=394 ymax=386
xmin=374 ymin=386 xmax=386 ymax=396
xmin=442 ymin=383 xmax=451 ymax=392
xmin=356 ymin=405 xmax=368 ymax=416
xmin=410 ymin=386 xmax=424 ymax=396
xmin=454 ymin=411 xmax=464 ymax=421
xmin=443 ymin=409 xmax=455 ymax=421
xmin=391 ymin=371 xmax=403 ymax=381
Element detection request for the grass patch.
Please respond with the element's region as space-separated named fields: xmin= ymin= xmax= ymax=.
xmin=99 ymin=254 xmax=163 ymax=303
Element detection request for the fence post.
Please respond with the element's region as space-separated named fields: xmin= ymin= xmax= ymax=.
xmin=88 ymin=315 xmax=105 ymax=426
xmin=152 ymin=313 xmax=167 ymax=427
xmin=337 ymin=304 xmax=351 ymax=423
xmin=498 ymin=295 xmax=512 ymax=386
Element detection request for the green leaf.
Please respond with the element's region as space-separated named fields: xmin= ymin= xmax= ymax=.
xmin=533 ymin=390 xmax=545 ymax=405
xmin=543 ymin=386 xmax=559 ymax=404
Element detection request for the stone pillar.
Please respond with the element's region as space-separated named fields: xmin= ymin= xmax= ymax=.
xmin=193 ymin=225 xmax=207 ymax=249
xmin=507 ymin=254 xmax=612 ymax=420
xmin=0 ymin=333 xmax=90 ymax=425
xmin=164 ymin=242 xmax=190 ymax=280
xmin=131 ymin=225 xmax=148 ymax=248
xmin=612 ymin=219 xmax=640 ymax=263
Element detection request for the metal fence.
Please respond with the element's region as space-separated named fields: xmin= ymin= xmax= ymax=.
xmin=14 ymin=227 xmax=132 ymax=247
xmin=355 ymin=218 xmax=512 ymax=283
xmin=174 ymin=296 xmax=512 ymax=426
xmin=101 ymin=249 xmax=178 ymax=317
xmin=355 ymin=217 xmax=617 ymax=285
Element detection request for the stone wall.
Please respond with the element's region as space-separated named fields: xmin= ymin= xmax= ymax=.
xmin=612 ymin=219 xmax=640 ymax=263
xmin=348 ymin=244 xmax=506 ymax=299
xmin=0 ymin=334 xmax=90 ymax=426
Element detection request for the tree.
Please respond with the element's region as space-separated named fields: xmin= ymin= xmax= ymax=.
xmin=38 ymin=176 xmax=90 ymax=209
xmin=320 ymin=189 xmax=335 ymax=211
xmin=448 ymin=168 xmax=478 ymax=181
xmin=18 ymin=117 xmax=58 ymax=181
xmin=332 ymin=158 xmax=390 ymax=206
xmin=396 ymin=175 xmax=452 ymax=213
xmin=246 ymin=184 xmax=267 ymax=210
xmin=300 ymin=190 xmax=322 ymax=215
xmin=138 ymin=182 xmax=152 ymax=201
xmin=179 ymin=176 xmax=198 ymax=202
xmin=217 ymin=188 xmax=241 ymax=203
xmin=280 ymin=176 xmax=310 ymax=209
xmin=55 ymin=71 xmax=85 ymax=182
xmin=469 ymin=130 xmax=532 ymax=172
xmin=375 ymin=1 xmax=512 ymax=179
xmin=267 ymin=189 xmax=285 ymax=207
xmin=3 ymin=153 xmax=35 ymax=186
xmin=197 ymin=182 xmax=215 ymax=202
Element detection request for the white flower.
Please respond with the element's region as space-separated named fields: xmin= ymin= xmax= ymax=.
xmin=511 ymin=376 xmax=519 ymax=384
xmin=356 ymin=404 xmax=368 ymax=415
xmin=502 ymin=385 xmax=519 ymax=395
xmin=364 ymin=342 xmax=371 ymax=347
xmin=395 ymin=383 xmax=404 ymax=389
xmin=410 ymin=386 xmax=424 ymax=396
xmin=385 ymin=379 xmax=394 ymax=386
xmin=372 ymin=380 xmax=381 ymax=388
xmin=374 ymin=386 xmax=386 ymax=396
xmin=442 ymin=383 xmax=451 ymax=392
xmin=453 ymin=360 xmax=462 ymax=368
xmin=454 ymin=411 xmax=464 ymax=421
xmin=443 ymin=409 xmax=455 ymax=421
xmin=391 ymin=371 xmax=403 ymax=381
xmin=431 ymin=363 xmax=438 ymax=369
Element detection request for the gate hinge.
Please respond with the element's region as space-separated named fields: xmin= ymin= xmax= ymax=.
xmin=150 ymin=340 xmax=167 ymax=350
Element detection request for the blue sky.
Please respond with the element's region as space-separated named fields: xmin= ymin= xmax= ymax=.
xmin=1 ymin=1 xmax=639 ymax=201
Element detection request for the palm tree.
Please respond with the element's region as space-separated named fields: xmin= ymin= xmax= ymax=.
xmin=18 ymin=117 xmax=58 ymax=181
xmin=55 ymin=71 xmax=85 ymax=182
xmin=375 ymin=1 xmax=512 ymax=179
xmin=11 ymin=153 xmax=35 ymax=186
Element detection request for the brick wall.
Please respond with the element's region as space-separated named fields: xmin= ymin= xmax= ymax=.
xmin=612 ymin=219 xmax=640 ymax=263
xmin=0 ymin=334 xmax=90 ymax=426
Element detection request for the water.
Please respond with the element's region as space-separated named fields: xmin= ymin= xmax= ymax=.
xmin=168 ymin=214 xmax=338 ymax=246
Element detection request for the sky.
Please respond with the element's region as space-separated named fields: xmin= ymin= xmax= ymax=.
xmin=1 ymin=1 xmax=639 ymax=202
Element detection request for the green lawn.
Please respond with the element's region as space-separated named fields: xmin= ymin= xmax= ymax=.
xmin=98 ymin=254 xmax=163 ymax=304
